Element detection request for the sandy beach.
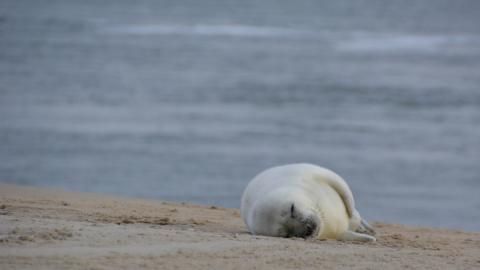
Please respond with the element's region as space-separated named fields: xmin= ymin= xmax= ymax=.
xmin=0 ymin=183 xmax=479 ymax=270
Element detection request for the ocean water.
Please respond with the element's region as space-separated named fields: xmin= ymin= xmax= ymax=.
xmin=1 ymin=0 xmax=479 ymax=231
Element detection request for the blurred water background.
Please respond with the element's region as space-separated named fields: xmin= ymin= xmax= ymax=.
xmin=1 ymin=0 xmax=479 ymax=231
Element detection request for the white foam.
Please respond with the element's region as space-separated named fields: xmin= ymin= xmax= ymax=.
xmin=105 ymin=24 xmax=307 ymax=38
xmin=336 ymin=32 xmax=479 ymax=53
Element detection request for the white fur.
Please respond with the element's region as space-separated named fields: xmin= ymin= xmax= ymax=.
xmin=241 ymin=163 xmax=375 ymax=241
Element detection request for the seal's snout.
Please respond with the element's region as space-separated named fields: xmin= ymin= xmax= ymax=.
xmin=281 ymin=203 xmax=319 ymax=239
xmin=282 ymin=216 xmax=318 ymax=239
xmin=303 ymin=218 xmax=318 ymax=238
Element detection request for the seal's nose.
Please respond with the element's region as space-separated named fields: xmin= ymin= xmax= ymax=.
xmin=302 ymin=218 xmax=318 ymax=238
xmin=283 ymin=215 xmax=318 ymax=239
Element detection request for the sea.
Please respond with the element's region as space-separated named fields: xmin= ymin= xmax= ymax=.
xmin=1 ymin=0 xmax=479 ymax=231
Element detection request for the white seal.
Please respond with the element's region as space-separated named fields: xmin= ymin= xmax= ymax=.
xmin=241 ymin=163 xmax=376 ymax=241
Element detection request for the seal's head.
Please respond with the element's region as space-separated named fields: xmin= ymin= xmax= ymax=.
xmin=249 ymin=189 xmax=321 ymax=239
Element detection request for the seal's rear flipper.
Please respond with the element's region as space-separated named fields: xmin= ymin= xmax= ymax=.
xmin=354 ymin=219 xmax=376 ymax=236
xmin=338 ymin=230 xmax=376 ymax=242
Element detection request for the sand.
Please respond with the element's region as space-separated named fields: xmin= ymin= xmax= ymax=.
xmin=0 ymin=183 xmax=479 ymax=270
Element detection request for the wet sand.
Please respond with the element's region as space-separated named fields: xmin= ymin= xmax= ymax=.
xmin=0 ymin=183 xmax=479 ymax=270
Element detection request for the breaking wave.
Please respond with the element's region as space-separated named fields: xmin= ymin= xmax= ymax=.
xmin=104 ymin=24 xmax=308 ymax=38
xmin=336 ymin=32 xmax=480 ymax=53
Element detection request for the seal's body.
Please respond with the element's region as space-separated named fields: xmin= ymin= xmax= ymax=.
xmin=241 ymin=164 xmax=375 ymax=241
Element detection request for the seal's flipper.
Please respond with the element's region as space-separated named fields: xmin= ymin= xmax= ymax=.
xmin=356 ymin=219 xmax=376 ymax=236
xmin=338 ymin=230 xmax=376 ymax=242
xmin=313 ymin=168 xmax=356 ymax=218
xmin=312 ymin=167 xmax=369 ymax=233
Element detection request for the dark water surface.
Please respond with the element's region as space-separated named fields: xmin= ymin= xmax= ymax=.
xmin=1 ymin=0 xmax=480 ymax=230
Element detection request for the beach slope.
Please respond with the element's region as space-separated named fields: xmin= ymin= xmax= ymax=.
xmin=0 ymin=183 xmax=478 ymax=269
